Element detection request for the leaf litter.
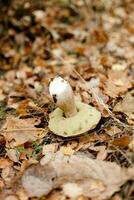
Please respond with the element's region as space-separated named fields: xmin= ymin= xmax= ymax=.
xmin=0 ymin=0 xmax=134 ymax=200
xmin=1 ymin=116 xmax=47 ymax=147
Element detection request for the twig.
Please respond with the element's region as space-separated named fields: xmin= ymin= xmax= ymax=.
xmin=112 ymin=146 xmax=134 ymax=167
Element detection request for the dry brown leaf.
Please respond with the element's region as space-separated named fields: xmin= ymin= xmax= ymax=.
xmin=1 ymin=165 xmax=15 ymax=184
xmin=6 ymin=149 xmax=19 ymax=163
xmin=42 ymin=144 xmax=58 ymax=155
xmin=22 ymin=152 xmax=134 ymax=200
xmin=105 ymin=71 xmax=132 ymax=98
xmin=0 ymin=178 xmax=4 ymax=189
xmin=1 ymin=116 xmax=47 ymax=147
xmin=105 ymin=126 xmax=121 ymax=136
xmin=113 ymin=91 xmax=134 ymax=120
xmin=17 ymin=99 xmax=30 ymax=116
xmin=0 ymin=158 xmax=12 ymax=169
xmin=110 ymin=135 xmax=131 ymax=148
xmin=89 ymin=146 xmax=108 ymax=160
xmin=16 ymin=188 xmax=29 ymax=200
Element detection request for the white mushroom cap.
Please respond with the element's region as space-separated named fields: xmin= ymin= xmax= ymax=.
xmin=49 ymin=77 xmax=77 ymax=117
xmin=49 ymin=77 xmax=69 ymax=97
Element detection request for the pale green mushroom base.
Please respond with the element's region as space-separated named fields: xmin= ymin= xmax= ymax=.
xmin=49 ymin=101 xmax=101 ymax=137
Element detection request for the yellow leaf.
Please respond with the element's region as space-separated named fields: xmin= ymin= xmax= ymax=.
xmin=60 ymin=146 xmax=74 ymax=156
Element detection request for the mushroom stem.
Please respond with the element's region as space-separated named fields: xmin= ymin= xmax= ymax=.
xmin=49 ymin=77 xmax=77 ymax=117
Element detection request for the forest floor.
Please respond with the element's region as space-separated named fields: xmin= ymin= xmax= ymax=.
xmin=0 ymin=0 xmax=134 ymax=200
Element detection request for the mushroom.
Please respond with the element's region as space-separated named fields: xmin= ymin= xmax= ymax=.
xmin=49 ymin=77 xmax=101 ymax=137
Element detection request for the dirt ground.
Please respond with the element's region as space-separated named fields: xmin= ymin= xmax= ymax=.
xmin=0 ymin=0 xmax=134 ymax=200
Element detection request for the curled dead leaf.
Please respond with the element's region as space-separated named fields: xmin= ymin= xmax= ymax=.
xmin=22 ymin=152 xmax=134 ymax=200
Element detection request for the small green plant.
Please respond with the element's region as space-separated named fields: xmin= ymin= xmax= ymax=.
xmin=31 ymin=141 xmax=43 ymax=158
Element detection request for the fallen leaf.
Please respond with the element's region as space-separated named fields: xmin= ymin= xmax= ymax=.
xmin=42 ymin=143 xmax=58 ymax=155
xmin=113 ymin=91 xmax=134 ymax=120
xmin=16 ymin=188 xmax=29 ymax=200
xmin=22 ymin=152 xmax=134 ymax=200
xmin=60 ymin=146 xmax=74 ymax=156
xmin=105 ymin=70 xmax=132 ymax=98
xmin=95 ymin=146 xmax=108 ymax=160
xmin=17 ymin=99 xmax=30 ymax=116
xmin=1 ymin=116 xmax=47 ymax=147
xmin=0 ymin=158 xmax=12 ymax=169
xmin=0 ymin=178 xmax=4 ymax=189
xmin=1 ymin=166 xmax=15 ymax=183
xmin=6 ymin=149 xmax=19 ymax=163
xmin=92 ymin=29 xmax=109 ymax=44
xmin=105 ymin=126 xmax=121 ymax=136
xmin=110 ymin=136 xmax=131 ymax=148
